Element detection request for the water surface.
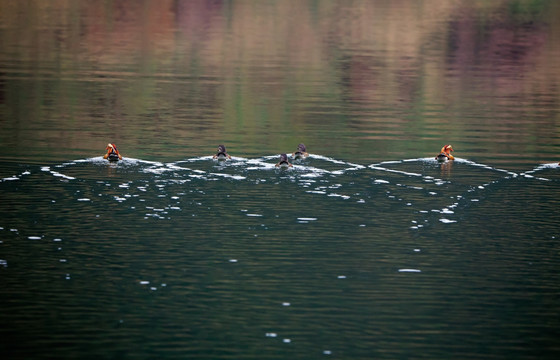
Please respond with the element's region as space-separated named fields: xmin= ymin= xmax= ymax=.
xmin=1 ymin=1 xmax=560 ymax=359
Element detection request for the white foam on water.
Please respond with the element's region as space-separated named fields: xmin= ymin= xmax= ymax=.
xmin=297 ymin=217 xmax=317 ymax=221
xmin=212 ymin=173 xmax=246 ymax=180
xmin=399 ymin=269 xmax=421 ymax=273
xmin=189 ymin=174 xmax=206 ymax=179
xmin=121 ymin=157 xmax=163 ymax=166
xmin=369 ymin=165 xmax=423 ymax=177
xmin=455 ymin=158 xmax=518 ymax=176
xmin=28 ymin=236 xmax=42 ymax=240
xmin=50 ymin=171 xmax=75 ymax=180
xmin=77 ymin=198 xmax=90 ymax=202
xmin=40 ymin=166 xmax=75 ymax=180
xmin=521 ymin=162 xmax=557 ymax=177
xmin=439 ymin=218 xmax=457 ymax=224
xmin=345 ymin=162 xmax=366 ymax=170
xmin=408 ymin=157 xmax=434 ymax=163
xmin=518 ymin=163 xmax=555 ymax=181
xmin=300 ymin=172 xmax=325 ymax=178
xmin=245 ymin=159 xmax=277 ymax=170
xmin=309 ymin=154 xmax=347 ymax=165
xmin=144 ymin=166 xmax=175 ymax=174
xmin=328 ymin=193 xmax=351 ymax=200
xmin=174 ymin=155 xmax=221 ymax=163
xmin=165 ymin=163 xmax=197 ymax=172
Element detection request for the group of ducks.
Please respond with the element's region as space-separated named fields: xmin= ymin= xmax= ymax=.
xmin=104 ymin=143 xmax=457 ymax=166
xmin=103 ymin=143 xmax=311 ymax=168
xmin=210 ymin=144 xmax=309 ymax=168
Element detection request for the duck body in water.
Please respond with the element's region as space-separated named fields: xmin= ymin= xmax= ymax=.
xmin=104 ymin=143 xmax=122 ymax=162
xmin=275 ymin=153 xmax=293 ymax=169
xmin=292 ymin=143 xmax=309 ymax=160
xmin=435 ymin=144 xmax=454 ymax=162
xmin=213 ymin=145 xmax=232 ymax=161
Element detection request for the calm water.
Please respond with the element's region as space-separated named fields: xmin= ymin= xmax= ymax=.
xmin=1 ymin=1 xmax=560 ymax=359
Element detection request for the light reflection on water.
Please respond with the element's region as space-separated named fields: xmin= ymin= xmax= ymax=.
xmin=1 ymin=154 xmax=559 ymax=359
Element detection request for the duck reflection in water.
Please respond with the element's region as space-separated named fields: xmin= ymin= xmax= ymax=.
xmin=439 ymin=159 xmax=453 ymax=177
xmin=275 ymin=154 xmax=292 ymax=169
xmin=213 ymin=144 xmax=232 ymax=161
xmin=103 ymin=143 xmax=122 ymax=162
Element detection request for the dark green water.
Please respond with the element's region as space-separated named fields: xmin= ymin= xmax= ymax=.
xmin=1 ymin=1 xmax=560 ymax=359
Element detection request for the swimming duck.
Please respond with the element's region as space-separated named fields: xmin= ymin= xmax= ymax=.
xmin=275 ymin=154 xmax=293 ymax=169
xmin=435 ymin=144 xmax=454 ymax=162
xmin=213 ymin=144 xmax=232 ymax=161
xmin=292 ymin=143 xmax=309 ymax=160
xmin=104 ymin=143 xmax=122 ymax=162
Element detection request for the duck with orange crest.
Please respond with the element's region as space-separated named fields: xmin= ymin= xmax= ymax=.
xmin=213 ymin=144 xmax=232 ymax=161
xmin=275 ymin=154 xmax=292 ymax=169
xmin=292 ymin=143 xmax=309 ymax=160
xmin=104 ymin=143 xmax=123 ymax=162
xmin=435 ymin=144 xmax=454 ymax=162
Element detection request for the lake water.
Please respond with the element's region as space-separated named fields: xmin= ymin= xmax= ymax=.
xmin=1 ymin=1 xmax=560 ymax=359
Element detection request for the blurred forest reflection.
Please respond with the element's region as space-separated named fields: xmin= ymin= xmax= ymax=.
xmin=0 ymin=0 xmax=558 ymax=164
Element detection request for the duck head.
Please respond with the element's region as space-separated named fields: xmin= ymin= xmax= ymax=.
xmin=217 ymin=144 xmax=227 ymax=153
xmin=106 ymin=143 xmax=119 ymax=154
xmin=441 ymin=144 xmax=453 ymax=155
xmin=297 ymin=143 xmax=307 ymax=152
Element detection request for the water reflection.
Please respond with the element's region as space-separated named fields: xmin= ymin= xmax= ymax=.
xmin=0 ymin=1 xmax=559 ymax=165
xmin=2 ymin=1 xmax=560 ymax=359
